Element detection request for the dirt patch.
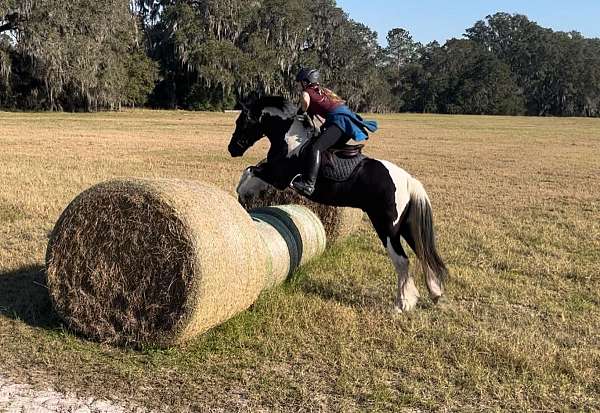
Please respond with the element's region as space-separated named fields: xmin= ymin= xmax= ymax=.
xmin=0 ymin=375 xmax=148 ymax=412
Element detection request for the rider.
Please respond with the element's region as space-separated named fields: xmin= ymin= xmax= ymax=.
xmin=291 ymin=68 xmax=378 ymax=196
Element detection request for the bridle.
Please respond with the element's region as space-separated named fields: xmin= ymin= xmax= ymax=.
xmin=230 ymin=138 xmax=248 ymax=153
xmin=232 ymin=106 xmax=262 ymax=152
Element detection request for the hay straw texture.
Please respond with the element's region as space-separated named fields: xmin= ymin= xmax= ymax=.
xmin=46 ymin=179 xmax=269 ymax=348
xmin=240 ymin=186 xmax=363 ymax=244
xmin=251 ymin=219 xmax=290 ymax=289
xmin=250 ymin=206 xmax=326 ymax=287
xmin=273 ymin=205 xmax=326 ymax=267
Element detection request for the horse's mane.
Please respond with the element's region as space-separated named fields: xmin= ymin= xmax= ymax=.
xmin=252 ymin=96 xmax=297 ymax=119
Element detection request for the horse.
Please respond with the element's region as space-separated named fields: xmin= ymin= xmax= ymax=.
xmin=227 ymin=96 xmax=448 ymax=312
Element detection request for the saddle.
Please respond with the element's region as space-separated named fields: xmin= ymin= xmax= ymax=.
xmin=320 ymin=143 xmax=366 ymax=182
xmin=250 ymin=141 xmax=366 ymax=189
xmin=329 ymin=143 xmax=365 ymax=158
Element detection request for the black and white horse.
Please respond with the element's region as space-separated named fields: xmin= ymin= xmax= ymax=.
xmin=228 ymin=96 xmax=448 ymax=312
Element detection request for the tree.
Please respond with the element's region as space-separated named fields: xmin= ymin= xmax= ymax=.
xmin=438 ymin=39 xmax=523 ymax=115
xmin=143 ymin=0 xmax=389 ymax=111
xmin=386 ymin=28 xmax=420 ymax=72
xmin=0 ymin=0 xmax=156 ymax=110
xmin=3 ymin=5 xmax=600 ymax=115
xmin=466 ymin=13 xmax=556 ymax=115
xmin=323 ymin=20 xmax=390 ymax=111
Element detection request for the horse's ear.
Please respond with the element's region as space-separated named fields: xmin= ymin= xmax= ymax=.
xmin=235 ymin=100 xmax=251 ymax=113
xmin=246 ymin=91 xmax=260 ymax=105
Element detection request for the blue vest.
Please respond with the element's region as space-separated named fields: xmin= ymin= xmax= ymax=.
xmin=324 ymin=105 xmax=378 ymax=142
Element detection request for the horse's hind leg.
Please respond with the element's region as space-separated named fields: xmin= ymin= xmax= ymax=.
xmin=425 ymin=268 xmax=443 ymax=303
xmin=367 ymin=203 xmax=420 ymax=313
xmin=401 ymin=225 xmax=443 ymax=302
xmin=386 ymin=234 xmax=420 ymax=313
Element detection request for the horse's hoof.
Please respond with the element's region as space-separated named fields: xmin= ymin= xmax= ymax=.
xmin=432 ymin=295 xmax=449 ymax=308
xmin=396 ymin=294 xmax=419 ymax=312
xmin=395 ymin=302 xmax=415 ymax=314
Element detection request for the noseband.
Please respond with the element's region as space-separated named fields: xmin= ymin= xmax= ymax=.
xmin=230 ymin=138 xmax=247 ymax=153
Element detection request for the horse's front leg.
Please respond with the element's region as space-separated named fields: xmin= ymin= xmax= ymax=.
xmin=236 ymin=167 xmax=272 ymax=205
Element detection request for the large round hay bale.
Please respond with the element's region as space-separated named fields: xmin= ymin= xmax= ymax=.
xmin=240 ymin=186 xmax=363 ymax=244
xmin=46 ymin=179 xmax=268 ymax=347
xmin=46 ymin=179 xmax=327 ymax=348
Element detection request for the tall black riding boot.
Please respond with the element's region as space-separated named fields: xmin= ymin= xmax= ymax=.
xmin=291 ymin=149 xmax=321 ymax=196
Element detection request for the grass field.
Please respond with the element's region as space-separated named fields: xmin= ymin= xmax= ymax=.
xmin=0 ymin=110 xmax=599 ymax=412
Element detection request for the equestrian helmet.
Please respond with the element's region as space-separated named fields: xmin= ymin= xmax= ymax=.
xmin=295 ymin=68 xmax=320 ymax=84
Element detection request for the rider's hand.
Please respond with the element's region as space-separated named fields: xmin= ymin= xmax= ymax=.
xmin=296 ymin=114 xmax=312 ymax=127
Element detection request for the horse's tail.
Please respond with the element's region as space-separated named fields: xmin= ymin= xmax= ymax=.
xmin=406 ymin=177 xmax=448 ymax=286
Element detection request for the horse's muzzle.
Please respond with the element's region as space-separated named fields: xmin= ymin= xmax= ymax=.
xmin=228 ymin=140 xmax=245 ymax=157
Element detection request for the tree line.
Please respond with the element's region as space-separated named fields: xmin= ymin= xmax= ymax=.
xmin=1 ymin=1 xmax=599 ymax=116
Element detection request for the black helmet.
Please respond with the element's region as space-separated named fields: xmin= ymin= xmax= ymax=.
xmin=295 ymin=68 xmax=320 ymax=84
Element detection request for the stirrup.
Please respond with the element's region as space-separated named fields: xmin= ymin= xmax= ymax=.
xmin=290 ymin=174 xmax=315 ymax=196
xmin=293 ymin=184 xmax=315 ymax=196
xmin=289 ymin=174 xmax=302 ymax=188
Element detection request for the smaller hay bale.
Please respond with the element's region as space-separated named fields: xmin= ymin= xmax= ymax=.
xmin=251 ymin=217 xmax=290 ymax=289
xmin=240 ymin=186 xmax=363 ymax=244
xmin=250 ymin=205 xmax=326 ymax=287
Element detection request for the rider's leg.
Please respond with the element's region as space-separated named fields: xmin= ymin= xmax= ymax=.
xmin=291 ymin=147 xmax=321 ymax=196
xmin=291 ymin=125 xmax=344 ymax=196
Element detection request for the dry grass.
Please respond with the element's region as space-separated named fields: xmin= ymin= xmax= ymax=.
xmin=0 ymin=110 xmax=599 ymax=411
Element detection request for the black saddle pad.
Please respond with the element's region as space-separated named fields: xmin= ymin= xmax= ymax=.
xmin=320 ymin=152 xmax=366 ymax=182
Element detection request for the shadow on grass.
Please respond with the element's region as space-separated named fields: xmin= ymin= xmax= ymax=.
xmin=298 ymin=274 xmax=442 ymax=313
xmin=0 ymin=265 xmax=61 ymax=328
xmin=298 ymin=276 xmax=392 ymax=311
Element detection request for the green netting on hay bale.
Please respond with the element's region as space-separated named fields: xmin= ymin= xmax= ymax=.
xmin=240 ymin=186 xmax=363 ymax=244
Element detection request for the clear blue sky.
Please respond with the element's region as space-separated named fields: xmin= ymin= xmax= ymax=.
xmin=336 ymin=0 xmax=600 ymax=46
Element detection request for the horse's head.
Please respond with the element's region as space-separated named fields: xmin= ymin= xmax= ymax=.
xmin=228 ymin=96 xmax=302 ymax=158
xmin=228 ymin=101 xmax=264 ymax=158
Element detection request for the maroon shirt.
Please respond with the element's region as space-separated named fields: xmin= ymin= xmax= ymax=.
xmin=304 ymin=84 xmax=343 ymax=118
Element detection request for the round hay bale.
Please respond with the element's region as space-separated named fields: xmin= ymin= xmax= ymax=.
xmin=46 ymin=179 xmax=269 ymax=347
xmin=240 ymin=186 xmax=363 ymax=244
xmin=251 ymin=217 xmax=290 ymax=289
xmin=323 ymin=206 xmax=364 ymax=242
xmin=250 ymin=205 xmax=326 ymax=287
xmin=46 ymin=179 xmax=328 ymax=348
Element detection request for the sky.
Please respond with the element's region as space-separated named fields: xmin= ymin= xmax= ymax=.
xmin=336 ymin=0 xmax=600 ymax=46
